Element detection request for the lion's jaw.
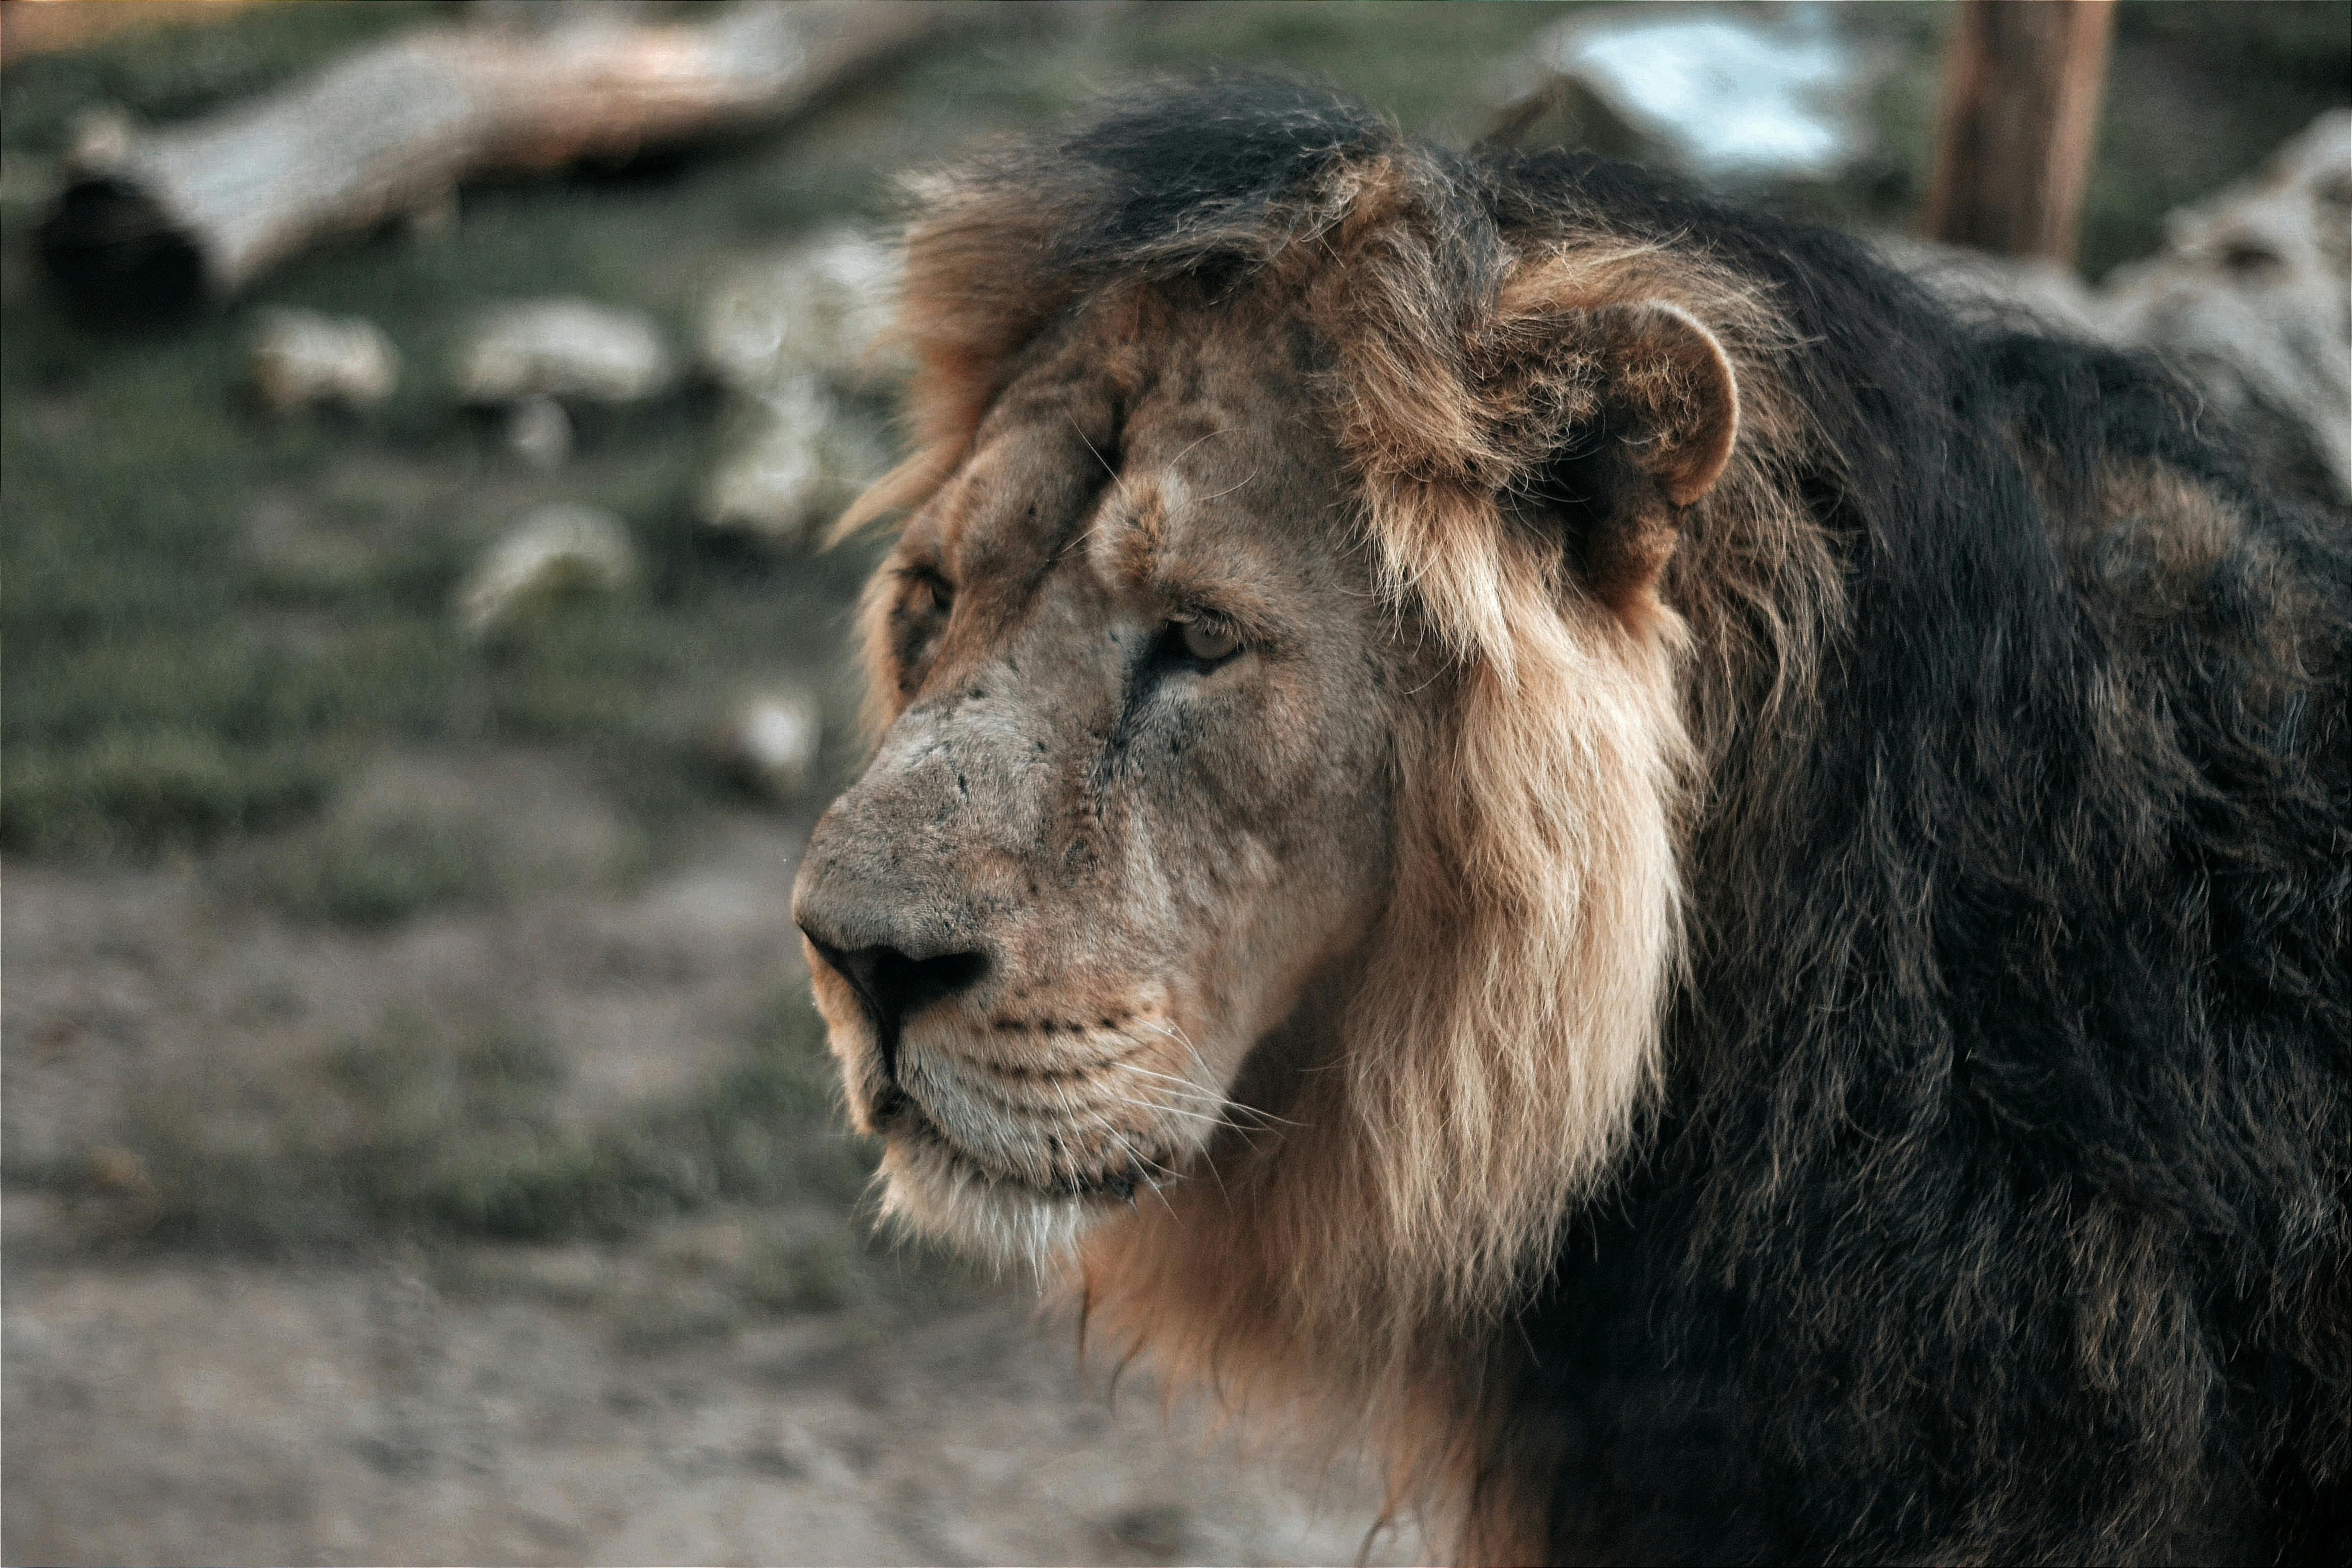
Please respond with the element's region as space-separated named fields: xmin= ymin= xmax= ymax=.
xmin=791 ymin=292 xmax=1401 ymax=1269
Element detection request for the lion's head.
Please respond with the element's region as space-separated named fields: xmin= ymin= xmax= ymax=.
xmin=792 ymin=79 xmax=1816 ymax=1533
xmin=794 ymin=279 xmax=1401 ymax=1259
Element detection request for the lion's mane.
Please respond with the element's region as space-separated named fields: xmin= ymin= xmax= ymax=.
xmin=852 ymin=78 xmax=2352 ymax=1564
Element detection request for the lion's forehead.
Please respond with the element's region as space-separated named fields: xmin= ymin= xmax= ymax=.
xmin=930 ymin=337 xmax=1349 ymax=624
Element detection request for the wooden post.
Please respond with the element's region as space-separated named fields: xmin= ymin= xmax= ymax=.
xmin=1922 ymin=0 xmax=2116 ymax=264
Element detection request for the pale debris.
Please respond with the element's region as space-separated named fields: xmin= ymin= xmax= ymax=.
xmin=454 ymin=504 xmax=638 ymax=640
xmin=2101 ymin=110 xmax=2351 ymax=504
xmin=63 ymin=104 xmax=138 ymax=176
xmin=698 ymin=381 xmax=886 ymax=548
xmin=454 ymin=298 xmax=678 ymax=406
xmin=695 ymin=228 xmax=904 ymax=545
xmin=712 ymin=687 xmax=826 ymax=801
xmin=699 ymin=226 xmax=905 ymax=394
xmin=503 ymin=395 xmax=573 ymax=471
xmin=1510 ymin=6 xmax=1872 ymax=182
xmin=247 ymin=307 xmax=401 ymax=412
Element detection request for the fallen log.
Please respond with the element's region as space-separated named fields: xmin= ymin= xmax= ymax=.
xmin=35 ymin=1 xmax=983 ymax=320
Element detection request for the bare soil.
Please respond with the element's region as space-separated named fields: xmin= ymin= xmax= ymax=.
xmin=2 ymin=772 xmax=1415 ymax=1565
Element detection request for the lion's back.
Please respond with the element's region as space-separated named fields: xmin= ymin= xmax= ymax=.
xmin=1511 ymin=271 xmax=2351 ymax=1565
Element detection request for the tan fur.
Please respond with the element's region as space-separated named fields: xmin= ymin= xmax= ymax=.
xmin=796 ymin=136 xmax=1845 ymax=1559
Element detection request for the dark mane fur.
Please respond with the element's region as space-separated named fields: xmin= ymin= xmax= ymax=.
xmin=903 ymin=77 xmax=2352 ymax=1564
xmin=1486 ymin=140 xmax=2351 ymax=1568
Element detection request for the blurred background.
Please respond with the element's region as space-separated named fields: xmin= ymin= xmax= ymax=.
xmin=3 ymin=3 xmax=2345 ymax=1563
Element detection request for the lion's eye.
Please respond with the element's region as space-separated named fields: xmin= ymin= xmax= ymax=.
xmin=889 ymin=567 xmax=953 ymax=694
xmin=1174 ymin=617 xmax=1241 ymax=666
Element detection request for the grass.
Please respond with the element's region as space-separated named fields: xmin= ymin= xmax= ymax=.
xmin=250 ymin=807 xmax=500 ymax=927
xmin=79 ymin=992 xmax=870 ymax=1252
xmin=49 ymin=983 xmax=958 ymax=1329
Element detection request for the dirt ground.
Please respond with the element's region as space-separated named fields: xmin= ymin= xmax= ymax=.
xmin=5 ymin=1239 xmax=1414 ymax=1566
xmin=3 ymin=794 xmax=1417 ymax=1566
xmin=6 ymin=1240 xmax=1418 ymax=1565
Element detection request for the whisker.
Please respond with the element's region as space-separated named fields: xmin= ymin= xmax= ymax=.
xmin=1108 ymin=1092 xmax=1234 ymax=1131
xmin=1135 ymin=1019 xmax=1308 ymax=1130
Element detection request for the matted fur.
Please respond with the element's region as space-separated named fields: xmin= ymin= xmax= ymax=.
xmin=802 ymin=78 xmax=2351 ymax=1564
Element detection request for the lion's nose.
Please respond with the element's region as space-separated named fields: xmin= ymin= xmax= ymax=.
xmin=799 ymin=921 xmax=991 ymax=1076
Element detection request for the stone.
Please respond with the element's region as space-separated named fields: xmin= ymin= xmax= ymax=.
xmin=697 ymin=382 xmax=885 ymax=548
xmin=698 ymin=228 xmax=904 ymax=396
xmin=453 ymin=504 xmax=638 ymax=639
xmin=247 ymin=308 xmax=400 ymax=412
xmin=503 ymin=395 xmax=573 ymax=471
xmin=712 ymin=688 xmax=825 ymax=802
xmin=454 ymin=299 xmax=677 ymax=406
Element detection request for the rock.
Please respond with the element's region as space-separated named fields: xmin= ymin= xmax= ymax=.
xmin=64 ymin=104 xmax=138 ymax=176
xmin=2100 ymin=109 xmax=2351 ymax=505
xmin=692 ymin=229 xmax=902 ymax=547
xmin=1502 ymin=8 xmax=1876 ymax=183
xmin=454 ymin=299 xmax=677 ymax=406
xmin=454 ymin=504 xmax=637 ymax=640
xmin=504 ymin=395 xmax=573 ymax=471
xmin=697 ymin=381 xmax=885 ymax=547
xmin=247 ymin=308 xmax=400 ymax=412
xmin=698 ymin=227 xmax=904 ymax=395
xmin=1884 ymin=109 xmax=2351 ymax=509
xmin=712 ymin=688 xmax=824 ymax=801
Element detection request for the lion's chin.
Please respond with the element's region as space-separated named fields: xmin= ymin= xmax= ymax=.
xmin=875 ymin=1134 xmax=1111 ymax=1271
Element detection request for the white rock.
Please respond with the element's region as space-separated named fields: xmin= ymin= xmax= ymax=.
xmin=454 ymin=299 xmax=677 ymax=405
xmin=719 ymin=689 xmax=825 ymax=801
xmin=247 ymin=308 xmax=401 ymax=412
xmin=454 ymin=504 xmax=638 ymax=639
xmin=1892 ymin=111 xmax=2352 ymax=508
xmin=2100 ymin=110 xmax=2351 ymax=504
xmin=504 ymin=395 xmax=573 ymax=470
xmin=699 ymin=228 xmax=904 ymax=395
xmin=698 ymin=380 xmax=885 ymax=548
xmin=1511 ymin=7 xmax=1873 ymax=183
xmin=64 ymin=104 xmax=137 ymax=175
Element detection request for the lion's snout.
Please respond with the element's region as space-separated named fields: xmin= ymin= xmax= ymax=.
xmin=794 ymin=822 xmax=997 ymax=1090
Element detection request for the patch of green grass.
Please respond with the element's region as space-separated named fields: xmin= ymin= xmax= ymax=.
xmin=255 ymin=809 xmax=498 ymax=927
xmin=2 ymin=726 xmax=344 ymax=857
xmin=1 ymin=2 xmax=883 ymax=865
xmin=740 ymin=1228 xmax=866 ymax=1315
xmin=90 ymin=991 xmax=868 ymax=1252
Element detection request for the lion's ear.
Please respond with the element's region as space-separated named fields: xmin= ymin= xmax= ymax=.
xmin=1521 ymin=300 xmax=1739 ymax=616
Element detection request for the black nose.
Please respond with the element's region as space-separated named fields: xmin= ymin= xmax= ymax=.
xmin=801 ymin=933 xmax=990 ymax=1077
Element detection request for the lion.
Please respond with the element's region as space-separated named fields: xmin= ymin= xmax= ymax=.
xmin=791 ymin=79 xmax=2351 ymax=1564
